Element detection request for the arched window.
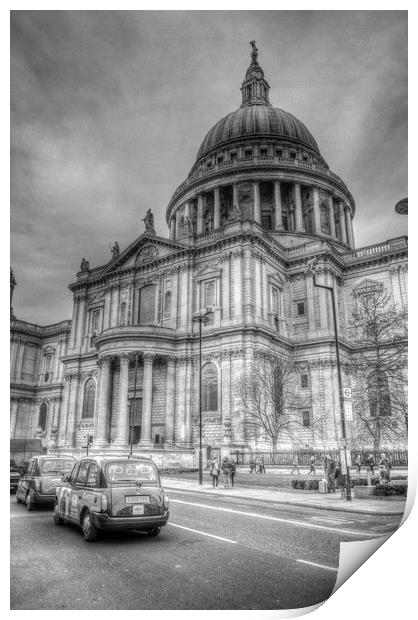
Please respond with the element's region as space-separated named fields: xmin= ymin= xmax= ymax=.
xmin=367 ymin=371 xmax=391 ymax=418
xmin=82 ymin=378 xmax=96 ymax=419
xmin=139 ymin=284 xmax=157 ymax=324
xmin=202 ymin=363 xmax=218 ymax=412
xmin=320 ymin=204 xmax=330 ymax=234
xmin=38 ymin=403 xmax=47 ymax=431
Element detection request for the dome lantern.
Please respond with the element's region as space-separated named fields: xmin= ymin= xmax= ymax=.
xmin=240 ymin=41 xmax=271 ymax=108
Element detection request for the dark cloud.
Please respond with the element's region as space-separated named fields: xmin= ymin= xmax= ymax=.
xmin=11 ymin=10 xmax=407 ymax=324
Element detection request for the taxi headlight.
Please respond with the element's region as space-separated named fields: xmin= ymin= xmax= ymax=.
xmin=163 ymin=493 xmax=169 ymax=509
xmin=34 ymin=478 xmax=41 ymax=492
xmin=101 ymin=494 xmax=108 ymax=512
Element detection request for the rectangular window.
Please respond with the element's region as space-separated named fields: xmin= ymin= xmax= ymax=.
xmin=139 ymin=285 xmax=157 ymax=324
xmin=261 ymin=213 xmax=272 ymax=229
xmin=302 ymin=411 xmax=311 ymax=427
xmin=260 ymin=148 xmax=268 ymax=157
xmin=271 ymin=287 xmax=279 ymax=313
xmin=244 ymin=149 xmax=252 ymax=159
xmin=276 ymin=149 xmax=283 ymax=157
xmin=217 ymin=155 xmax=223 ymax=164
xmin=91 ymin=309 xmax=101 ymax=333
xmin=300 ymin=374 xmax=308 ymax=388
xmin=290 ymin=152 xmax=296 ymax=159
xmin=203 ymin=280 xmax=216 ymax=308
xmin=76 ymin=461 xmax=90 ymax=486
xmin=297 ymin=302 xmax=305 ymax=316
xmin=230 ymin=152 xmax=237 ymax=162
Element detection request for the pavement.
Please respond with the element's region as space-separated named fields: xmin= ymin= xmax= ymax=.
xmin=161 ymin=477 xmax=407 ymax=516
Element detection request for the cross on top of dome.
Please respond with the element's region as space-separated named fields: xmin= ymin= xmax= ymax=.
xmin=241 ymin=41 xmax=271 ymax=107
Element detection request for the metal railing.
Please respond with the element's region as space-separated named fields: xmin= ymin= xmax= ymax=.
xmin=228 ymin=448 xmax=408 ymax=467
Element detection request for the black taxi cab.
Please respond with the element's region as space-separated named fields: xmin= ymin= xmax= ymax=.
xmin=16 ymin=455 xmax=77 ymax=510
xmin=53 ymin=456 xmax=169 ymax=542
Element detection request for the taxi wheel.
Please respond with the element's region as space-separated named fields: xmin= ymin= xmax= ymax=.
xmin=54 ymin=502 xmax=64 ymax=525
xmin=81 ymin=510 xmax=98 ymax=542
xmin=147 ymin=527 xmax=161 ymax=537
xmin=25 ymin=492 xmax=35 ymax=511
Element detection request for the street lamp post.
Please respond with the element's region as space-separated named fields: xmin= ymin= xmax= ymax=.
xmin=307 ymin=260 xmax=352 ymax=501
xmin=192 ymin=311 xmax=210 ymax=485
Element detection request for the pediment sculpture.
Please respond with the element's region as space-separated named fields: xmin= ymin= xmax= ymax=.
xmin=135 ymin=245 xmax=159 ymax=265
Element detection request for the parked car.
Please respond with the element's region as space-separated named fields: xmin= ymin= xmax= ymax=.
xmin=16 ymin=455 xmax=77 ymax=510
xmin=54 ymin=456 xmax=169 ymax=542
xmin=10 ymin=465 xmax=21 ymax=493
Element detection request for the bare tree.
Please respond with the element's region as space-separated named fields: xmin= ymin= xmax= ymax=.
xmin=349 ymin=282 xmax=407 ymax=450
xmin=233 ymin=356 xmax=317 ymax=451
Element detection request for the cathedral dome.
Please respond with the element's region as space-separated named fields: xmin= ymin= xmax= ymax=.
xmin=196 ymin=105 xmax=320 ymax=163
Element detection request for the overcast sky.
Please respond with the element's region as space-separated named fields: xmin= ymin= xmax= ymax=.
xmin=11 ymin=10 xmax=407 ymax=325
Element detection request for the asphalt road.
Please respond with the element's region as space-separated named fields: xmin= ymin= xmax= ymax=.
xmin=10 ymin=491 xmax=401 ymax=610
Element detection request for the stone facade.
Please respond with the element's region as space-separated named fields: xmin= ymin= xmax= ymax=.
xmin=10 ymin=44 xmax=407 ymax=459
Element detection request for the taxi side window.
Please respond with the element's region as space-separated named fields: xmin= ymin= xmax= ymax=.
xmin=69 ymin=461 xmax=81 ymax=485
xmin=76 ymin=461 xmax=90 ymax=486
xmin=28 ymin=460 xmax=36 ymax=476
xmin=86 ymin=463 xmax=99 ymax=488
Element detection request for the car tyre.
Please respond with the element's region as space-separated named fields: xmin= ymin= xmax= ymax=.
xmin=81 ymin=510 xmax=98 ymax=542
xmin=25 ymin=491 xmax=35 ymax=511
xmin=147 ymin=527 xmax=161 ymax=537
xmin=54 ymin=502 xmax=64 ymax=525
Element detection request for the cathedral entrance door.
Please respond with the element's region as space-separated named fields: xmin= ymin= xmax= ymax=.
xmin=129 ymin=397 xmax=142 ymax=445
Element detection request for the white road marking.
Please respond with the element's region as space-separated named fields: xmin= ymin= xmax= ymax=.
xmin=169 ymin=522 xmax=237 ymax=544
xmin=10 ymin=512 xmax=51 ymax=518
xmin=310 ymin=516 xmax=354 ymax=525
xmin=297 ymin=559 xmax=338 ymax=572
xmin=170 ymin=498 xmax=374 ymax=537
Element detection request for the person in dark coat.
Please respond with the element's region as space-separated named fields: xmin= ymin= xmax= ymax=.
xmin=209 ymin=457 xmax=220 ymax=488
xmin=308 ymin=455 xmax=316 ymax=475
xmin=221 ymin=457 xmax=232 ymax=489
xmin=230 ymin=459 xmax=237 ymax=488
xmin=327 ymin=457 xmax=337 ymax=493
xmin=249 ymin=456 xmax=256 ymax=474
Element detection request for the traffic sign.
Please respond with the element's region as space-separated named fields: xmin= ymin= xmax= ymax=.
xmin=343 ymin=387 xmax=352 ymax=399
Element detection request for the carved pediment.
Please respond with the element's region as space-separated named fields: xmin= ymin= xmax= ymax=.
xmin=135 ymin=244 xmax=159 ymax=265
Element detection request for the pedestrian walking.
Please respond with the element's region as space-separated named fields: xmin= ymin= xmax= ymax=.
xmin=258 ymin=455 xmax=265 ymax=474
xmin=308 ymin=455 xmax=316 ymax=475
xmin=367 ymin=453 xmax=375 ymax=476
xmin=355 ymin=453 xmax=362 ymax=474
xmin=230 ymin=459 xmax=237 ymax=488
xmin=290 ymin=455 xmax=300 ymax=476
xmin=323 ymin=454 xmax=330 ymax=475
xmin=221 ymin=457 xmax=232 ymax=489
xmin=209 ymin=456 xmax=220 ymax=488
xmin=327 ymin=456 xmax=336 ymax=493
xmin=249 ymin=456 xmax=256 ymax=474
xmin=379 ymin=453 xmax=391 ymax=482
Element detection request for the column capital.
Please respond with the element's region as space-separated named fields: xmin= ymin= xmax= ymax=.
xmin=98 ymin=355 xmax=112 ymax=367
xmin=143 ymin=352 xmax=155 ymax=363
xmin=119 ymin=353 xmax=130 ymax=366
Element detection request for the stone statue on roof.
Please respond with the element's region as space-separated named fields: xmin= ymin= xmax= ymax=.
xmin=80 ymin=258 xmax=90 ymax=272
xmin=111 ymin=241 xmax=120 ymax=259
xmin=142 ymin=209 xmax=156 ymax=234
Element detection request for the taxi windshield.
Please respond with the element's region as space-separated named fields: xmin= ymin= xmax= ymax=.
xmin=105 ymin=461 xmax=159 ymax=485
xmin=40 ymin=459 xmax=75 ymax=474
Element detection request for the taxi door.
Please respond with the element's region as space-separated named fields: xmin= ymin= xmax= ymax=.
xmin=67 ymin=460 xmax=91 ymax=522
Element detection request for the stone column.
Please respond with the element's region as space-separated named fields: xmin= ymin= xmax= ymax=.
xmin=114 ymin=354 xmax=130 ymax=447
xmin=306 ymin=275 xmax=316 ymax=335
xmin=95 ymin=357 xmax=111 ymax=447
xmin=169 ymin=216 xmax=176 ymax=240
xmin=253 ymin=182 xmax=261 ymax=224
xmin=213 ymin=187 xmax=220 ymax=229
xmin=46 ymin=400 xmax=56 ymax=444
xmin=328 ymin=195 xmax=336 ymax=237
xmin=75 ymin=295 xmax=87 ymax=349
xmin=52 ymin=343 xmax=60 ymax=383
xmin=274 ymin=181 xmax=283 ymax=230
xmin=139 ymin=353 xmax=154 ymax=447
xmin=10 ymin=339 xmax=18 ymax=380
xmin=69 ymin=297 xmax=79 ymax=350
xmin=294 ymin=183 xmax=304 ymax=232
xmin=16 ymin=342 xmax=25 ymax=382
xmin=110 ymin=284 xmax=120 ymax=327
xmin=10 ymin=400 xmax=18 ymax=438
xmin=339 ymin=201 xmax=348 ymax=244
xmin=103 ymin=288 xmax=111 ymax=330
xmin=58 ymin=375 xmax=71 ymax=447
xmin=184 ymin=359 xmax=193 ymax=446
xmin=65 ymin=373 xmax=80 ymax=448
xmin=345 ymin=207 xmax=354 ymax=248
xmin=312 ymin=187 xmax=321 ymax=234
xmin=197 ymin=195 xmax=204 ymax=235
xmin=165 ymin=358 xmax=175 ymax=444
